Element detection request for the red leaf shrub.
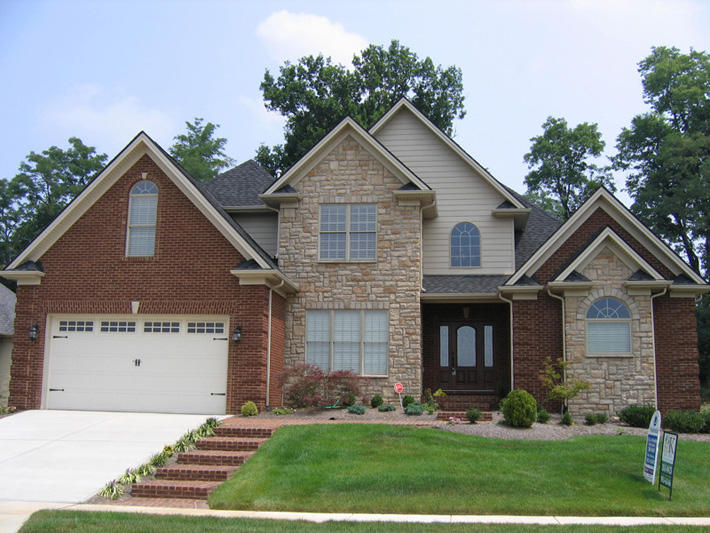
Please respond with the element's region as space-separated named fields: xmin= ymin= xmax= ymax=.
xmin=282 ymin=365 xmax=367 ymax=408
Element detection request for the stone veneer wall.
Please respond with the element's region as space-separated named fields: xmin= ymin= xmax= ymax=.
xmin=565 ymin=248 xmax=656 ymax=416
xmin=279 ymin=135 xmax=422 ymax=402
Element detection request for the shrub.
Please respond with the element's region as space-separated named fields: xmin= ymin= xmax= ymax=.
xmin=282 ymin=364 xmax=326 ymax=407
xmin=539 ymin=357 xmax=590 ymax=414
xmin=561 ymin=412 xmax=573 ymax=426
xmin=326 ymin=370 xmax=364 ymax=406
xmin=618 ymin=405 xmax=655 ymax=428
xmin=584 ymin=413 xmax=596 ymax=426
xmin=465 ymin=408 xmax=482 ymax=424
xmin=702 ymin=410 xmax=710 ymax=434
xmin=425 ymin=405 xmax=436 ymax=415
xmin=241 ymin=401 xmax=258 ymax=417
xmin=537 ymin=408 xmax=551 ymax=424
xmin=271 ymin=407 xmax=294 ymax=415
xmin=370 ymin=394 xmax=384 ymax=408
xmin=98 ymin=480 xmax=124 ymax=500
xmin=423 ymin=388 xmax=438 ymax=410
xmin=340 ymin=393 xmax=357 ymax=407
xmin=593 ymin=413 xmax=608 ymax=424
xmin=378 ymin=403 xmax=396 ymax=412
xmin=664 ymin=410 xmax=705 ymax=433
xmin=347 ymin=403 xmax=366 ymax=415
xmin=501 ymin=389 xmax=537 ymax=428
xmin=402 ymin=394 xmax=415 ymax=408
xmin=150 ymin=452 xmax=168 ymax=467
xmin=404 ymin=402 xmax=425 ymax=416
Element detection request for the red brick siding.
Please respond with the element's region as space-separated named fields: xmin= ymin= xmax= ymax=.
xmin=9 ymin=154 xmax=272 ymax=413
xmin=268 ymin=292 xmax=286 ymax=408
xmin=654 ymin=295 xmax=701 ymax=412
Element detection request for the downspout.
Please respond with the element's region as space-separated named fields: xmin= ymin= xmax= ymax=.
xmin=497 ymin=291 xmax=515 ymax=391
xmin=547 ymin=288 xmax=567 ymax=412
xmin=650 ymin=287 xmax=668 ymax=410
xmin=419 ymin=199 xmax=436 ymax=288
xmin=265 ymin=278 xmax=286 ymax=410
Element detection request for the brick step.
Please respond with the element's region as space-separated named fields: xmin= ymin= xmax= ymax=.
xmin=214 ymin=426 xmax=273 ymax=438
xmin=196 ymin=436 xmax=267 ymax=451
xmin=131 ymin=480 xmax=220 ymax=500
xmin=155 ymin=464 xmax=238 ymax=481
xmin=436 ymin=411 xmax=493 ymax=422
xmin=178 ymin=449 xmax=254 ymax=466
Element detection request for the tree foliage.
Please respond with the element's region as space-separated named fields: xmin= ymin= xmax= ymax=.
xmin=256 ymin=40 xmax=466 ymax=176
xmin=1 ymin=138 xmax=107 ymax=268
xmin=169 ymin=118 xmax=234 ymax=182
xmin=523 ymin=117 xmax=615 ymax=220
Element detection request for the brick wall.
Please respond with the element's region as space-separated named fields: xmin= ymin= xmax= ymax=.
xmin=9 ymin=154 xmax=274 ymax=413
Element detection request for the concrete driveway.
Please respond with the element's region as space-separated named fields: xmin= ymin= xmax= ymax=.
xmin=0 ymin=410 xmax=218 ymax=503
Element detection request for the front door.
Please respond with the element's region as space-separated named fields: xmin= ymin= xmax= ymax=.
xmin=437 ymin=322 xmax=497 ymax=393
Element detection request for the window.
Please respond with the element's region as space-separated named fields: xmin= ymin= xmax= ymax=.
xmin=127 ymin=181 xmax=158 ymax=257
xmin=59 ymin=320 xmax=93 ymax=332
xmin=306 ymin=310 xmax=388 ymax=375
xmin=451 ymin=222 xmax=480 ymax=267
xmin=319 ymin=204 xmax=376 ymax=261
xmin=586 ymin=297 xmax=631 ymax=354
xmin=100 ymin=321 xmax=136 ymax=333
xmin=187 ymin=322 xmax=225 ymax=334
xmin=144 ymin=321 xmax=180 ymax=333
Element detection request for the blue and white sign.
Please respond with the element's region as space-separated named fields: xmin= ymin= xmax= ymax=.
xmin=643 ymin=410 xmax=662 ymax=484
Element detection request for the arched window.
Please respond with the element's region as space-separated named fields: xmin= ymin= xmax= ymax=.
xmin=126 ymin=181 xmax=158 ymax=257
xmin=451 ymin=222 xmax=480 ymax=267
xmin=586 ymin=297 xmax=631 ymax=354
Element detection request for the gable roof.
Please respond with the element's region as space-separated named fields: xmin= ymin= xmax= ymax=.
xmin=506 ymin=187 xmax=707 ymax=286
xmin=262 ymin=116 xmax=431 ymax=197
xmin=205 ymin=160 xmax=274 ymax=209
xmin=370 ymin=98 xmax=526 ymax=209
xmin=4 ymin=132 xmax=280 ymax=273
xmin=0 ymin=284 xmax=15 ymax=336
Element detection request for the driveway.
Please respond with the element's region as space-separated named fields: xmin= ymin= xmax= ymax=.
xmin=0 ymin=410 xmax=217 ymax=503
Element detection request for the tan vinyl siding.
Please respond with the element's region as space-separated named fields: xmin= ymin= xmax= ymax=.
xmin=375 ymin=109 xmax=515 ymax=275
xmin=232 ymin=212 xmax=278 ymax=256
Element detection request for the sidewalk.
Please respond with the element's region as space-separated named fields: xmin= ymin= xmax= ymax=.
xmin=2 ymin=501 xmax=710 ymax=532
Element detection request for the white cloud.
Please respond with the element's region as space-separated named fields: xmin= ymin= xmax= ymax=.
xmin=257 ymin=10 xmax=369 ymax=66
xmin=39 ymin=84 xmax=176 ymax=151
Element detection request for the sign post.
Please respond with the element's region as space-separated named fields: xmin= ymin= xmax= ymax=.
xmin=643 ymin=410 xmax=662 ymax=484
xmin=658 ymin=432 xmax=678 ymax=500
xmin=394 ymin=383 xmax=403 ymax=409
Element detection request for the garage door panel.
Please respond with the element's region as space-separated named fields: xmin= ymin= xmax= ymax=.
xmin=46 ymin=316 xmax=229 ymax=414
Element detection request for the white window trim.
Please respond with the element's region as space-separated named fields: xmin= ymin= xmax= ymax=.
xmin=585 ymin=298 xmax=633 ymax=357
xmin=126 ymin=181 xmax=158 ymax=257
xmin=450 ymin=221 xmax=482 ymax=269
xmin=318 ymin=204 xmax=377 ymax=263
xmin=306 ymin=310 xmax=389 ymax=377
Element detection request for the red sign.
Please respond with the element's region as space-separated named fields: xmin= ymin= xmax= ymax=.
xmin=394 ymin=383 xmax=403 ymax=394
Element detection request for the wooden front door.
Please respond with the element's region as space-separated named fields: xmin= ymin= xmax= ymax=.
xmin=437 ymin=322 xmax=498 ymax=393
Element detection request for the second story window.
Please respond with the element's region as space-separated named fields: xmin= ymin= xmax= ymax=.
xmin=451 ymin=222 xmax=480 ymax=267
xmin=319 ymin=204 xmax=376 ymax=261
xmin=127 ymin=181 xmax=158 ymax=257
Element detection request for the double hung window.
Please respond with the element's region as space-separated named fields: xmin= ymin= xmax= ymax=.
xmin=320 ymin=204 xmax=376 ymax=261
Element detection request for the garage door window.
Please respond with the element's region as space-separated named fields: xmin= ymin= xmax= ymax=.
xmin=144 ymin=321 xmax=180 ymax=333
xmin=100 ymin=321 xmax=136 ymax=333
xmin=187 ymin=322 xmax=225 ymax=334
xmin=59 ymin=320 xmax=93 ymax=332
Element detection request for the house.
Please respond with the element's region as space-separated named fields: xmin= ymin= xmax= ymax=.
xmin=0 ymin=284 xmax=16 ymax=407
xmin=2 ymin=98 xmax=707 ymax=416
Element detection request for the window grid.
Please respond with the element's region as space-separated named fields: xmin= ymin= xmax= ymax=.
xmin=586 ymin=297 xmax=632 ymax=354
xmin=451 ymin=222 xmax=481 ymax=267
xmin=59 ymin=320 xmax=94 ymax=332
xmin=100 ymin=321 xmax=136 ymax=333
xmin=127 ymin=181 xmax=158 ymax=257
xmin=306 ymin=310 xmax=388 ymax=376
xmin=319 ymin=204 xmax=376 ymax=261
xmin=187 ymin=322 xmax=225 ymax=334
xmin=144 ymin=321 xmax=180 ymax=333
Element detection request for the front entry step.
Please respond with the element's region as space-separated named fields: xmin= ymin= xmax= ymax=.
xmin=155 ymin=464 xmax=237 ymax=481
xmin=196 ymin=436 xmax=267 ymax=451
xmin=177 ymin=449 xmax=254 ymax=466
xmin=131 ymin=479 xmax=221 ymax=499
xmin=436 ymin=411 xmax=493 ymax=422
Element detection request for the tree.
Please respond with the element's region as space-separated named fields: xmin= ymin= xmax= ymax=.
xmin=6 ymin=138 xmax=107 ymax=266
xmin=169 ymin=118 xmax=234 ymax=182
xmin=256 ymin=40 xmax=466 ymax=176
xmin=523 ymin=117 xmax=615 ymax=221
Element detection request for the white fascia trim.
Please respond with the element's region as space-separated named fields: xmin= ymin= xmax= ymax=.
xmin=222 ymin=206 xmax=274 ymax=213
xmin=554 ymin=227 xmax=664 ymax=282
xmin=230 ymin=269 xmax=298 ymax=296
xmin=8 ymin=133 xmax=270 ymax=270
xmin=506 ymin=188 xmax=707 ymax=286
xmin=497 ymin=285 xmax=543 ymax=294
xmin=420 ymin=292 xmax=502 ymax=303
xmin=262 ymin=117 xmax=429 ymax=196
xmin=0 ymin=270 xmax=45 ymax=285
xmin=369 ymin=98 xmax=525 ymax=209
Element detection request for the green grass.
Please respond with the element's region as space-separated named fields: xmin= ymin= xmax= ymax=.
xmin=18 ymin=511 xmax=701 ymax=533
xmin=208 ymin=424 xmax=710 ymax=516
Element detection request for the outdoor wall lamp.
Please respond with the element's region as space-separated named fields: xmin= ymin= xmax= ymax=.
xmin=29 ymin=323 xmax=39 ymax=341
xmin=232 ymin=326 xmax=242 ymax=343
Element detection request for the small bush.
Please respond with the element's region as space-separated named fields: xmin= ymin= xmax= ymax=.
xmin=425 ymin=405 xmax=436 ymax=415
xmin=537 ymin=408 xmax=551 ymax=424
xmin=347 ymin=403 xmax=366 ymax=415
xmin=584 ymin=413 xmax=596 ymax=426
xmin=402 ymin=394 xmax=415 ymax=408
xmin=271 ymin=407 xmax=294 ymax=415
xmin=241 ymin=401 xmax=258 ymax=417
xmin=593 ymin=413 xmax=608 ymax=424
xmin=378 ymin=403 xmax=396 ymax=412
xmin=340 ymin=393 xmax=356 ymax=407
xmin=98 ymin=480 xmax=124 ymax=500
xmin=702 ymin=410 xmax=710 ymax=434
xmin=664 ymin=410 xmax=705 ymax=433
xmin=162 ymin=445 xmax=174 ymax=457
xmin=371 ymin=394 xmax=384 ymax=408
xmin=150 ymin=452 xmax=168 ymax=467
xmin=501 ymin=389 xmax=537 ymax=428
xmin=619 ymin=405 xmax=655 ymax=428
xmin=465 ymin=408 xmax=482 ymax=424
xmin=404 ymin=402 xmax=425 ymax=416
xmin=561 ymin=412 xmax=573 ymax=426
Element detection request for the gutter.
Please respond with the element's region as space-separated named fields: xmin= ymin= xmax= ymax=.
xmin=547 ymin=288 xmax=567 ymax=407
xmin=497 ymin=291 xmax=515 ymax=391
xmin=649 ymin=287 xmax=667 ymax=409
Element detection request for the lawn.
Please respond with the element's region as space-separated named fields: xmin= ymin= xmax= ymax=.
xmin=18 ymin=511 xmax=699 ymax=533
xmin=208 ymin=424 xmax=710 ymax=516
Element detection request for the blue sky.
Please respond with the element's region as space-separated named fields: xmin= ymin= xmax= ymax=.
xmin=1 ymin=0 xmax=709 ymax=202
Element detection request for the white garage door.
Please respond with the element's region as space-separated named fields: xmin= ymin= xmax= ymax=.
xmin=45 ymin=315 xmax=229 ymax=414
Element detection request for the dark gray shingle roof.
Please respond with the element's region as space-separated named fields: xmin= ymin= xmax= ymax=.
xmin=423 ymin=275 xmax=510 ymax=294
xmin=0 ymin=284 xmax=16 ymax=336
xmin=628 ymin=269 xmax=655 ymax=281
xmin=204 ymin=160 xmax=275 ymax=207
xmin=564 ymin=271 xmax=591 ymax=282
xmin=506 ymin=189 xmax=563 ymax=270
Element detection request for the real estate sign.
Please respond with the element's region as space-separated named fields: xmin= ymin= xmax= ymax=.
xmin=643 ymin=410 xmax=662 ymax=484
xmin=659 ymin=432 xmax=678 ymax=500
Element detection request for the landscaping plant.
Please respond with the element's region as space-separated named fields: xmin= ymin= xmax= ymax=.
xmin=281 ymin=365 xmax=363 ymax=408
xmin=501 ymin=389 xmax=537 ymax=428
xmin=584 ymin=413 xmax=607 ymax=426
xmin=561 ymin=412 xmax=574 ymax=426
xmin=664 ymin=410 xmax=705 ymax=433
xmin=98 ymin=480 xmax=124 ymax=500
xmin=271 ymin=407 xmax=294 ymax=415
xmin=378 ymin=404 xmax=396 ymax=412
xmin=370 ymin=394 xmax=384 ymax=408
xmin=618 ymin=405 xmax=655 ymax=428
xmin=347 ymin=403 xmax=366 ymax=415
xmin=241 ymin=401 xmax=259 ymax=416
xmin=465 ymin=407 xmax=482 ymax=424
xmin=404 ymin=402 xmax=425 ymax=415
xmin=539 ymin=356 xmax=589 ymax=415
xmin=536 ymin=408 xmax=551 ymax=424
xmin=402 ymin=394 xmax=415 ymax=408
